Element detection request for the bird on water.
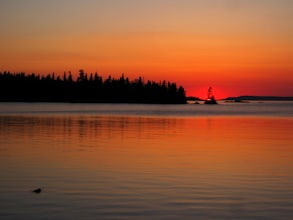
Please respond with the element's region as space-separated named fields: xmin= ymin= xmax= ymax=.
xmin=32 ymin=188 xmax=42 ymax=194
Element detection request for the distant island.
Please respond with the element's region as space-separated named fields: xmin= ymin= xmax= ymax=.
xmin=186 ymin=96 xmax=202 ymax=101
xmin=0 ymin=71 xmax=187 ymax=104
xmin=224 ymin=96 xmax=293 ymax=101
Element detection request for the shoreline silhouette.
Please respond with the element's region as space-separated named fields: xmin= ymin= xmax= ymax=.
xmin=0 ymin=70 xmax=187 ymax=104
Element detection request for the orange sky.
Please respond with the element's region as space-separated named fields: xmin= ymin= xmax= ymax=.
xmin=0 ymin=0 xmax=293 ymax=99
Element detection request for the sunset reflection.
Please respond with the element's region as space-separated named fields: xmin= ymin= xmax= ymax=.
xmin=1 ymin=115 xmax=293 ymax=219
xmin=1 ymin=116 xmax=292 ymax=177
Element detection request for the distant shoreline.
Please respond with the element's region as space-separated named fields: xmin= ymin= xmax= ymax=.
xmin=223 ymin=96 xmax=293 ymax=101
xmin=1 ymin=97 xmax=292 ymax=105
xmin=0 ymin=100 xmax=188 ymax=105
xmin=0 ymin=71 xmax=187 ymax=104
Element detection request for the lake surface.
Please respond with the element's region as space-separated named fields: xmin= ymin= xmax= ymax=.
xmin=0 ymin=102 xmax=293 ymax=220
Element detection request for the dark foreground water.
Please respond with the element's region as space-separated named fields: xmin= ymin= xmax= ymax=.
xmin=0 ymin=102 xmax=293 ymax=219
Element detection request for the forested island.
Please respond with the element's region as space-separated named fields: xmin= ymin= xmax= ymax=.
xmin=0 ymin=71 xmax=186 ymax=104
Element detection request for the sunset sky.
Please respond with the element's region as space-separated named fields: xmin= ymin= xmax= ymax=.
xmin=1 ymin=0 xmax=293 ymax=98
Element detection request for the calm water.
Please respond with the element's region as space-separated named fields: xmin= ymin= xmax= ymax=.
xmin=0 ymin=102 xmax=293 ymax=220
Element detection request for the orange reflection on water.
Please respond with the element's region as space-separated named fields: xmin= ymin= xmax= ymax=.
xmin=1 ymin=116 xmax=293 ymax=180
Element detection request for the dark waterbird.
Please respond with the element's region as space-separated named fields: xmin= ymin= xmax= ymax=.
xmin=32 ymin=188 xmax=42 ymax=194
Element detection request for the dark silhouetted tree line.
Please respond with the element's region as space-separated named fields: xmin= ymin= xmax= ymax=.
xmin=0 ymin=70 xmax=186 ymax=104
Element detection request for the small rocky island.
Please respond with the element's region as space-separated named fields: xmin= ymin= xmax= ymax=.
xmin=204 ymin=87 xmax=218 ymax=104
